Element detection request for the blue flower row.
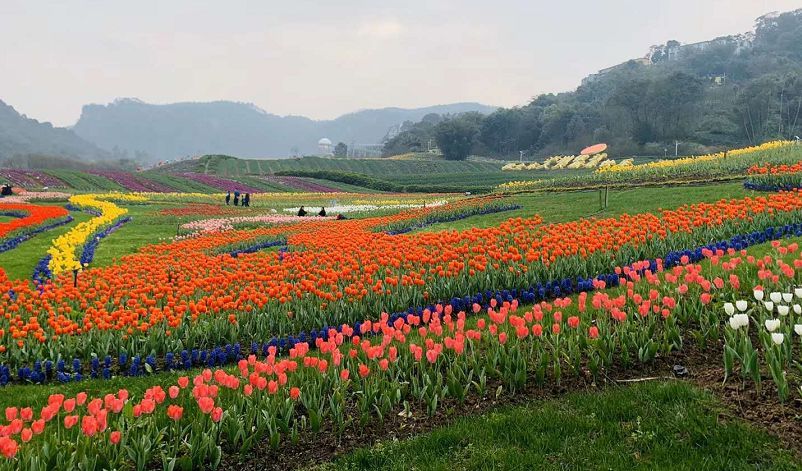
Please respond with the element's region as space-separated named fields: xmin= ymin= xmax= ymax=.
xmin=4 ymin=221 xmax=801 ymax=386
xmin=228 ymin=238 xmax=287 ymax=258
xmin=743 ymin=180 xmax=802 ymax=192
xmin=0 ymin=216 xmax=73 ymax=254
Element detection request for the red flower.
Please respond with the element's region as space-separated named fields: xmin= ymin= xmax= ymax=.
xmin=0 ymin=437 xmax=18 ymax=459
xmin=289 ymin=387 xmax=301 ymax=400
xmin=588 ymin=326 xmax=599 ymax=339
xmin=167 ymin=404 xmax=183 ymax=422
xmin=567 ymin=316 xmax=580 ymax=329
xmin=211 ymin=407 xmax=223 ymax=423
xmin=63 ymin=415 xmax=79 ymax=429
xmin=340 ymin=369 xmax=350 ymax=381
xmin=110 ymin=431 xmax=122 ymax=445
xmin=197 ymin=397 xmax=215 ymax=414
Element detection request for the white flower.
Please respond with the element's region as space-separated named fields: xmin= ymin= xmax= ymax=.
xmin=783 ymin=292 xmax=793 ymax=303
xmin=794 ymin=324 xmax=802 ymax=336
xmin=778 ymin=305 xmax=790 ymax=316
xmin=765 ymin=318 xmax=781 ymax=332
xmin=736 ymin=300 xmax=748 ymax=312
xmin=764 ymin=301 xmax=774 ymax=312
xmin=770 ymin=292 xmax=782 ymax=303
xmin=724 ymin=303 xmax=735 ymax=316
xmin=772 ymin=332 xmax=785 ymax=345
xmin=754 ymin=289 xmax=764 ymax=301
xmin=795 ymin=287 xmax=802 ymax=299
xmin=731 ymin=314 xmax=750 ymax=330
xmin=794 ymin=304 xmax=802 ymax=315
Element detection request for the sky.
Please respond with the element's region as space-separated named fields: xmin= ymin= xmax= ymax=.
xmin=1 ymin=0 xmax=801 ymax=127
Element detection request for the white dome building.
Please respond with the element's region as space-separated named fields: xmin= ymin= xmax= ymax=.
xmin=318 ymin=138 xmax=334 ymax=156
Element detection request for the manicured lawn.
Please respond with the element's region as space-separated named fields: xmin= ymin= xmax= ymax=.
xmin=421 ymin=182 xmax=751 ymax=232
xmin=315 ymin=381 xmax=800 ymax=471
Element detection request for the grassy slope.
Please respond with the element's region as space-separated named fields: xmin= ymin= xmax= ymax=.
xmin=316 ymin=381 xmax=800 ymax=471
xmin=44 ymin=169 xmax=125 ymax=192
xmin=422 ymin=182 xmax=751 ymax=232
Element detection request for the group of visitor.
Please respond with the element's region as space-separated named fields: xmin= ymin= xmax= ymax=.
xmin=296 ymin=206 xmax=329 ymax=217
xmin=225 ymin=191 xmax=250 ymax=207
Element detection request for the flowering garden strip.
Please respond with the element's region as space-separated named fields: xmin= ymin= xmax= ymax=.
xmin=3 ymin=191 xmax=802 ymax=380
xmin=498 ymin=142 xmax=802 ymax=193
xmin=87 ymin=170 xmax=176 ymax=193
xmin=0 ymin=169 xmax=66 ymax=189
xmin=2 ymin=213 xmax=798 ymax=386
xmin=46 ymin=193 xmax=146 ymax=275
xmin=0 ymin=204 xmax=70 ymax=239
xmin=3 ymin=235 xmax=802 ymax=468
xmin=176 ymin=173 xmax=266 ymax=193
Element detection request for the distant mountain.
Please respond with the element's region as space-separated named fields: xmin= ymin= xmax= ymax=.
xmin=0 ymin=100 xmax=109 ymax=162
xmin=72 ymin=99 xmax=496 ymax=162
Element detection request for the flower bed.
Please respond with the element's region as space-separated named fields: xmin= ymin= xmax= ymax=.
xmin=87 ymin=170 xmax=175 ymax=193
xmin=177 ymin=173 xmax=264 ymax=193
xmin=0 ymin=169 xmax=66 ymax=189
xmin=3 ymin=191 xmax=802 ymax=373
xmin=2 ymin=235 xmax=802 ymax=467
xmin=46 ymin=193 xmax=145 ymax=275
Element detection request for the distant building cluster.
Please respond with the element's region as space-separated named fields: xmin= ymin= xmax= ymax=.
xmin=582 ymin=32 xmax=755 ymax=86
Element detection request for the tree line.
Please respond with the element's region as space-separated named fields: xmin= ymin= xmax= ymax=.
xmin=383 ymin=9 xmax=802 ymax=161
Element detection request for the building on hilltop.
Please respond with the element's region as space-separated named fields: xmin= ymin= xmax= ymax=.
xmin=318 ymin=138 xmax=333 ymax=156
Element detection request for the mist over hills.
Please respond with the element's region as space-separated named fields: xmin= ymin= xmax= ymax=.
xmin=0 ymin=100 xmax=108 ymax=162
xmin=71 ymin=100 xmax=497 ymax=162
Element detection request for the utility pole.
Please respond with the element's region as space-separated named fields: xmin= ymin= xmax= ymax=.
xmin=675 ymin=141 xmax=680 ymax=157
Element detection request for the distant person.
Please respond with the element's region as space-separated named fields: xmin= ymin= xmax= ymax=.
xmin=233 ymin=193 xmax=240 ymax=206
xmin=723 ymin=149 xmax=728 ymax=159
xmin=297 ymin=206 xmax=307 ymax=217
xmin=318 ymin=207 xmax=326 ymax=217
xmin=243 ymin=193 xmax=251 ymax=207
xmin=0 ymin=184 xmax=11 ymax=197
xmin=225 ymin=191 xmax=231 ymax=205
xmin=336 ymin=214 xmax=347 ymax=220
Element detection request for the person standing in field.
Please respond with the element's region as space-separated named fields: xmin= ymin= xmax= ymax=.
xmin=318 ymin=207 xmax=326 ymax=216
xmin=297 ymin=206 xmax=307 ymax=217
xmin=225 ymin=191 xmax=231 ymax=205
xmin=233 ymin=192 xmax=240 ymax=206
xmin=243 ymin=193 xmax=251 ymax=207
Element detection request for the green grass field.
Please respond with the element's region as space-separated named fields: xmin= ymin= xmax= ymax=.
xmin=316 ymin=381 xmax=799 ymax=471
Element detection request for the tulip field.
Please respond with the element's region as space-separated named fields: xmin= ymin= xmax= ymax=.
xmin=3 ymin=178 xmax=802 ymax=469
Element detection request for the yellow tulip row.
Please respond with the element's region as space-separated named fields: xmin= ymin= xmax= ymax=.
xmin=596 ymin=141 xmax=795 ymax=173
xmin=47 ymin=193 xmax=147 ymax=275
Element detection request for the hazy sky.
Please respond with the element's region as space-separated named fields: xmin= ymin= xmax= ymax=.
xmin=2 ymin=0 xmax=801 ymax=126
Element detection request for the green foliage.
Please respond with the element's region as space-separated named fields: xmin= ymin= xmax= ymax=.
xmin=320 ymin=381 xmax=801 ymax=470
xmin=334 ymin=142 xmax=348 ymax=158
xmin=385 ymin=9 xmax=802 ymax=160
xmin=434 ymin=116 xmax=480 ymax=161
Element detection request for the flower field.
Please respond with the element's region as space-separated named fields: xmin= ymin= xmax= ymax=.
xmin=499 ymin=141 xmax=802 ymax=192
xmin=1 ymin=183 xmax=802 ymax=468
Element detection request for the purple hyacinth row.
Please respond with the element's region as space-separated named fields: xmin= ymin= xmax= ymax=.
xmin=0 ymin=169 xmax=66 ymax=188
xmin=87 ymin=170 xmax=175 ymax=192
xmin=262 ymin=176 xmax=339 ymax=193
xmin=177 ymin=173 xmax=263 ymax=193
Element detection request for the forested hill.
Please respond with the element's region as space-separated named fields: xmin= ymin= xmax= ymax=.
xmin=72 ymin=100 xmax=496 ymax=163
xmin=384 ymin=9 xmax=802 ymax=159
xmin=0 ymin=100 xmax=109 ymax=162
